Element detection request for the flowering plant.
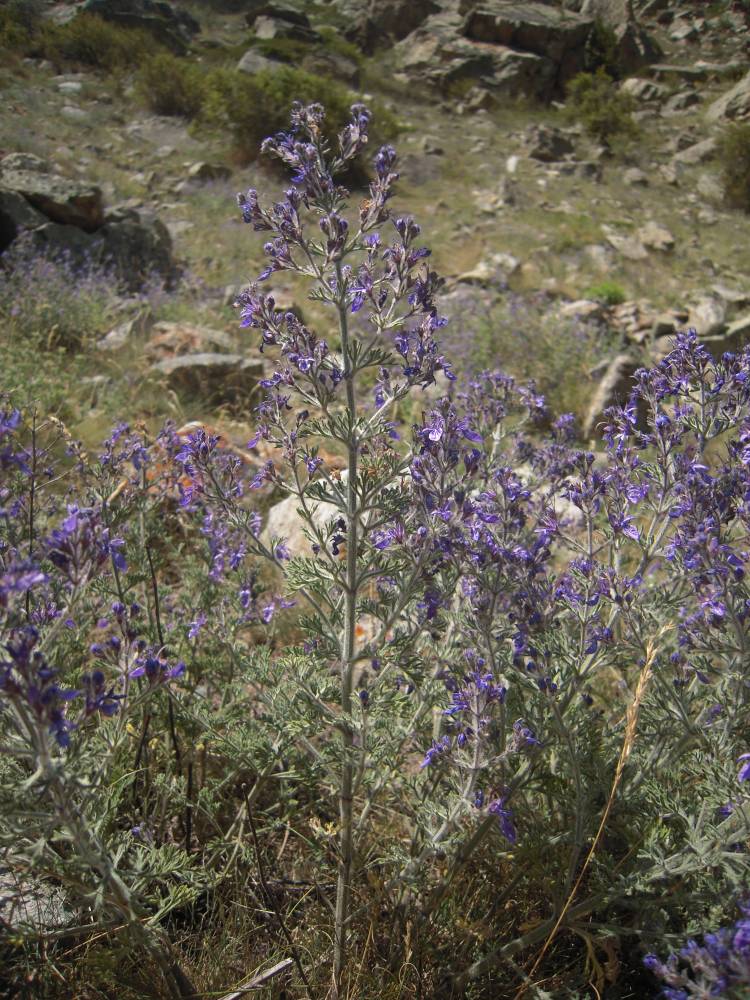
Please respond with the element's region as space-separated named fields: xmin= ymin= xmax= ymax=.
xmin=2 ymin=103 xmax=750 ymax=999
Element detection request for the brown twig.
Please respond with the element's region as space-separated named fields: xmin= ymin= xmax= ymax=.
xmin=217 ymin=958 xmax=294 ymax=999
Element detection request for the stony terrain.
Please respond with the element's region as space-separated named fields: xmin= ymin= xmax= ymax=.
xmin=2 ymin=0 xmax=750 ymax=442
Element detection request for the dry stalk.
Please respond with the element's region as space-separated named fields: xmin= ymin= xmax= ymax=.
xmin=513 ymin=627 xmax=672 ymax=1000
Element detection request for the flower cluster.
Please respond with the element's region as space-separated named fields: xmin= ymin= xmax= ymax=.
xmin=645 ymin=905 xmax=750 ymax=999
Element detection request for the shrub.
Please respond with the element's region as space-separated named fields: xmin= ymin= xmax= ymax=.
xmin=719 ymin=122 xmax=750 ymax=212
xmin=201 ymin=65 xmax=398 ymax=163
xmin=136 ymin=51 xmax=206 ymax=118
xmin=0 ymin=0 xmax=41 ymax=54
xmin=583 ymin=17 xmax=622 ymax=79
xmin=0 ymin=235 xmax=119 ymax=353
xmin=39 ymin=14 xmax=161 ymax=71
xmin=584 ymin=279 xmax=627 ymax=305
xmin=439 ymin=293 xmax=611 ymax=424
xmin=566 ymin=68 xmax=637 ymax=145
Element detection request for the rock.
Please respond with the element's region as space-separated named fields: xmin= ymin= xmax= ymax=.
xmin=662 ymin=90 xmax=700 ymax=114
xmin=187 ymin=162 xmax=231 ymax=183
xmin=558 ymin=299 xmax=606 ymax=321
xmin=253 ymin=15 xmax=321 ymax=42
xmin=0 ymin=157 xmax=104 ymax=231
xmin=0 ymin=187 xmax=48 ymax=253
xmin=394 ymin=20 xmax=556 ymax=100
xmin=57 ymin=80 xmax=83 ymax=95
xmin=262 ymin=487 xmax=343 ymax=557
xmin=582 ymin=0 xmax=662 ymax=72
xmin=557 ymin=160 xmax=603 ymax=181
xmin=581 ymin=0 xmax=632 ymax=21
xmin=723 ymin=314 xmax=750 ymax=349
xmin=706 ymin=70 xmax=750 ymax=123
xmin=712 ymin=285 xmax=750 ymax=309
xmin=611 ymin=299 xmax=659 ymax=340
xmin=696 ymin=173 xmax=723 ymax=203
xmin=97 ymin=309 xmax=154 ymax=351
xmin=673 ymin=137 xmax=717 ymax=166
xmin=459 ymin=85 xmax=497 ymax=112
xmin=61 ymin=105 xmax=87 ymax=123
xmin=583 ymin=353 xmax=639 ymax=438
xmin=638 ymin=0 xmax=671 ymax=15
xmin=245 ymin=2 xmax=311 ymax=28
xmin=236 ymin=49 xmax=282 ymax=74
xmin=462 ymin=1 xmax=593 ymax=88
xmin=670 ymin=18 xmax=699 ymax=42
xmin=623 ymin=167 xmax=649 ymax=186
xmin=456 ymin=252 xmax=520 ymax=286
xmin=0 ymin=867 xmax=70 ymax=932
xmin=80 ymin=0 xmax=200 ymax=54
xmin=301 ymin=49 xmax=360 ymax=85
xmin=524 ymin=124 xmax=574 ymax=161
xmin=28 ymin=213 xmax=175 ymax=293
xmin=620 ymin=77 xmax=666 ymax=102
xmin=637 ymin=221 xmax=674 ymax=251
xmin=152 ymin=353 xmax=264 ymax=404
xmin=687 ymin=296 xmax=727 ymax=338
xmin=602 ymin=226 xmax=647 ymax=261
xmin=651 ymin=62 xmax=745 ymax=84
xmin=420 ymin=135 xmax=445 ymax=155
xmin=146 ymin=321 xmax=235 ymax=360
xmin=345 ymin=0 xmax=439 ymax=51
xmin=0 ymin=153 xmax=51 ymax=173
xmin=651 ymin=313 xmax=678 ymax=337
xmin=95 ymin=214 xmax=174 ymax=291
xmin=659 ymin=163 xmax=680 ymax=185
xmin=165 ymin=219 xmax=193 ymax=236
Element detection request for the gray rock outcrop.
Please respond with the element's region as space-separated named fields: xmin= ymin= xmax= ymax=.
xmin=706 ymin=70 xmax=750 ymax=122
xmin=0 ymin=154 xmax=104 ymax=232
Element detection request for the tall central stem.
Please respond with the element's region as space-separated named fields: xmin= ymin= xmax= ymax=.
xmin=333 ymin=261 xmax=358 ymax=996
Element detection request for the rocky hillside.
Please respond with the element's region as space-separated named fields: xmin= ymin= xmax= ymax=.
xmin=1 ymin=0 xmax=750 ymax=439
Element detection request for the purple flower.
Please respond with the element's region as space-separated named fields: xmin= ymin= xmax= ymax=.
xmin=488 ymin=795 xmax=516 ymax=844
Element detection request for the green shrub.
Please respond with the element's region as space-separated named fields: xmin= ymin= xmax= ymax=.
xmin=136 ymin=51 xmax=206 ymax=117
xmin=584 ymin=279 xmax=627 ymax=305
xmin=0 ymin=0 xmax=41 ymax=54
xmin=583 ymin=18 xmax=622 ymax=79
xmin=566 ymin=68 xmax=637 ymax=145
xmin=250 ymin=33 xmax=312 ymax=65
xmin=40 ymin=14 xmax=161 ymax=71
xmin=718 ymin=122 xmax=750 ymax=212
xmin=201 ymin=65 xmax=398 ymax=164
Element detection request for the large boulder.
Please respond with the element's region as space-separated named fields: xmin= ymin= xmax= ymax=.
xmin=343 ymin=0 xmax=440 ymax=52
xmin=80 ymin=0 xmax=200 ymax=54
xmin=582 ymin=353 xmax=639 ymax=438
xmin=245 ymin=2 xmax=310 ymax=28
xmin=581 ymin=0 xmax=662 ymax=72
xmin=394 ymin=13 xmax=556 ymax=100
xmin=461 ymin=2 xmax=594 ymax=88
xmin=252 ymin=15 xmax=321 ymax=42
xmin=706 ymin=70 xmax=750 ymax=122
xmin=237 ymin=48 xmax=282 ymax=74
xmin=524 ymin=124 xmax=575 ymax=161
xmin=151 ymin=353 xmax=264 ymax=405
xmin=0 ymin=155 xmax=104 ymax=231
xmin=0 ymin=188 xmax=47 ymax=253
xmin=28 ymin=211 xmax=176 ymax=292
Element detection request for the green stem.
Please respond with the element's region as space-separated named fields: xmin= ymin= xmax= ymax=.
xmin=332 ymin=261 xmax=359 ymax=998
